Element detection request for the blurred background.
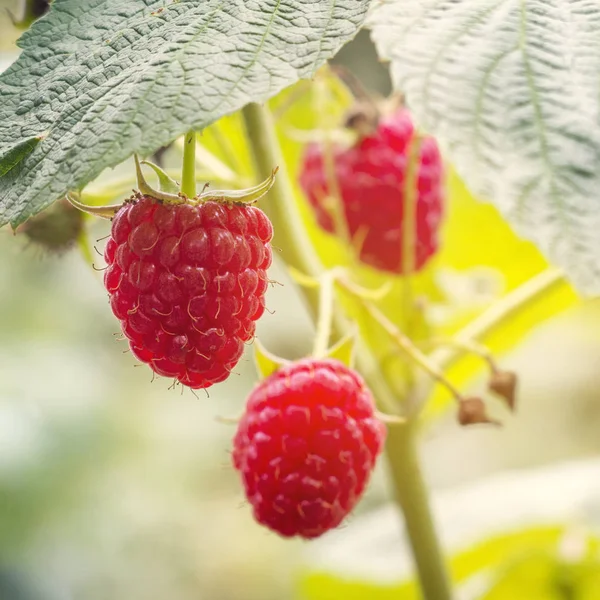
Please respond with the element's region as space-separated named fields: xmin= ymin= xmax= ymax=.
xmin=2 ymin=2 xmax=600 ymax=599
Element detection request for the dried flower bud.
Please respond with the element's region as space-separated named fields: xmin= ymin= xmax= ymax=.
xmin=343 ymin=102 xmax=380 ymax=137
xmin=458 ymin=397 xmax=500 ymax=427
xmin=488 ymin=370 xmax=518 ymax=410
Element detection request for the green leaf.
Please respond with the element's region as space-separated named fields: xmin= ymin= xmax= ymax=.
xmin=253 ymin=339 xmax=288 ymax=379
xmin=326 ymin=328 xmax=357 ymax=368
xmin=0 ymin=0 xmax=371 ymax=228
xmin=300 ymin=574 xmax=411 ymax=600
xmin=300 ymin=458 xmax=600 ymax=598
xmin=0 ymin=134 xmax=44 ymax=178
xmin=300 ymin=529 xmax=567 ymax=600
xmin=480 ymin=547 xmax=600 ymax=600
xmin=368 ymin=1 xmax=600 ymax=294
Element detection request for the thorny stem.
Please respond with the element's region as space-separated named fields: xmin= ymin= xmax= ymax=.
xmin=181 ymin=130 xmax=197 ymax=198
xmin=241 ymin=101 xmax=452 ymax=600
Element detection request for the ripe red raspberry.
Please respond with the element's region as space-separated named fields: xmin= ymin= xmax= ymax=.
xmin=299 ymin=109 xmax=444 ymax=273
xmin=232 ymin=358 xmax=386 ymax=539
xmin=103 ymin=196 xmax=273 ymax=389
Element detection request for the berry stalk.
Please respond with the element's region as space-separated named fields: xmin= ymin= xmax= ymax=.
xmin=424 ymin=338 xmax=497 ymax=372
xmin=241 ymin=101 xmax=453 ymax=600
xmin=314 ymin=75 xmax=352 ymax=247
xmin=340 ymin=284 xmax=465 ymax=410
xmin=401 ymin=133 xmax=421 ymax=277
xmin=181 ymin=130 xmax=197 ymax=198
xmin=399 ymin=132 xmax=422 ymax=392
xmin=312 ymin=270 xmax=337 ymax=358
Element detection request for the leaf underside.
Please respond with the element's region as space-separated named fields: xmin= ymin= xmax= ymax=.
xmin=0 ymin=0 xmax=370 ymax=228
xmin=368 ymin=0 xmax=600 ymax=294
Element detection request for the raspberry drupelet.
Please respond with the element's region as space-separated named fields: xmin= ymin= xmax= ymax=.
xmin=103 ymin=196 xmax=273 ymax=389
xmin=232 ymin=358 xmax=386 ymax=538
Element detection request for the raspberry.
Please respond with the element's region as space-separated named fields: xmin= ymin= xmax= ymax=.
xmin=103 ymin=196 xmax=273 ymax=389
xmin=299 ymin=109 xmax=444 ymax=273
xmin=232 ymin=358 xmax=386 ymax=539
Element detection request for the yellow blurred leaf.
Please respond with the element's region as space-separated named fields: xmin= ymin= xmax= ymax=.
xmin=422 ymin=173 xmax=577 ymax=416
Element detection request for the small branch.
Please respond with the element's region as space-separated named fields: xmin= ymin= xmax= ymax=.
xmin=423 ymin=337 xmax=497 ymax=372
xmin=431 ymin=268 xmax=567 ymax=372
xmin=398 ymin=133 xmax=422 ymax=390
xmin=375 ymin=410 xmax=406 ymax=425
xmin=343 ymin=286 xmax=464 ymax=404
xmin=313 ymin=271 xmax=337 ymax=358
xmin=402 ymin=133 xmax=421 ymax=277
xmin=181 ymin=130 xmax=197 ymax=198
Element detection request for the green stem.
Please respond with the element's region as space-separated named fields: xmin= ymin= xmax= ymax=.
xmin=401 ymin=134 xmax=421 ymax=277
xmin=315 ymin=76 xmax=352 ymax=247
xmin=349 ymin=293 xmax=464 ymax=408
xmin=386 ymin=423 xmax=453 ymax=600
xmin=398 ymin=132 xmax=421 ymax=394
xmin=424 ymin=338 xmax=497 ymax=372
xmin=241 ymin=102 xmax=395 ymax=410
xmin=241 ymin=102 xmax=452 ymax=600
xmin=241 ymin=104 xmax=322 ymax=278
xmin=313 ymin=271 xmax=336 ymax=357
xmin=181 ymin=130 xmax=197 ymax=198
